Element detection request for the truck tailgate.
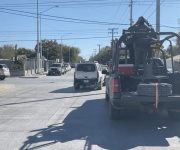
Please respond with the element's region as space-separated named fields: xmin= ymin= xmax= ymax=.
xmin=121 ymin=92 xmax=180 ymax=102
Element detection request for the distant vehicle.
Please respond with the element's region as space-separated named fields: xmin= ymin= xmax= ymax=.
xmin=70 ymin=63 xmax=75 ymax=68
xmin=101 ymin=64 xmax=109 ymax=86
xmin=64 ymin=63 xmax=71 ymax=72
xmin=74 ymin=62 xmax=105 ymax=90
xmin=0 ymin=64 xmax=10 ymax=77
xmin=101 ymin=65 xmax=108 ymax=72
xmin=47 ymin=63 xmax=65 ymax=76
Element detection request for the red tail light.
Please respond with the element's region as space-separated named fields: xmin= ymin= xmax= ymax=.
xmin=112 ymin=78 xmax=120 ymax=93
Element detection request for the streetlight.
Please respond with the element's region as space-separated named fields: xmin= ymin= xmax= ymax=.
xmin=36 ymin=1 xmax=59 ymax=73
xmin=39 ymin=5 xmax=59 ymax=60
xmin=60 ymin=33 xmax=72 ymax=62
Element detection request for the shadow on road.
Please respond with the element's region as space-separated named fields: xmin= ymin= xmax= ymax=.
xmin=0 ymin=93 xmax=104 ymax=107
xmin=19 ymin=99 xmax=180 ymax=150
xmin=50 ymin=86 xmax=101 ymax=94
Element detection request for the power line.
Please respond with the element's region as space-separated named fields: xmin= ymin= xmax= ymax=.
xmin=0 ymin=35 xmax=121 ymax=43
xmin=142 ymin=0 xmax=155 ymax=16
xmin=0 ymin=7 xmax=129 ymax=26
xmin=147 ymin=0 xmax=166 ymax=19
xmin=0 ymin=1 xmax=179 ymax=9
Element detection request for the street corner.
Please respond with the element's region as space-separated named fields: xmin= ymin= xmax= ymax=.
xmin=0 ymin=84 xmax=16 ymax=94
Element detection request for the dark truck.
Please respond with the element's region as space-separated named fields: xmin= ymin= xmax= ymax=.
xmin=104 ymin=16 xmax=180 ymax=120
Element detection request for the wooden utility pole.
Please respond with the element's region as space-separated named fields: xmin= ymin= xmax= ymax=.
xmin=156 ymin=0 xmax=160 ymax=39
xmin=97 ymin=44 xmax=101 ymax=53
xmin=130 ymin=0 xmax=133 ymax=26
xmin=108 ymin=28 xmax=118 ymax=42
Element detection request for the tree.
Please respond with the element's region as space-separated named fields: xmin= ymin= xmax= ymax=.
xmin=62 ymin=45 xmax=80 ymax=63
xmin=90 ymin=46 xmax=111 ymax=64
xmin=0 ymin=45 xmax=15 ymax=59
xmin=38 ymin=40 xmax=59 ymax=60
xmin=17 ymin=48 xmax=36 ymax=58
xmin=39 ymin=39 xmax=80 ymax=62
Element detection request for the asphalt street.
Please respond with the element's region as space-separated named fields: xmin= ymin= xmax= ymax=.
xmin=0 ymin=70 xmax=180 ymax=150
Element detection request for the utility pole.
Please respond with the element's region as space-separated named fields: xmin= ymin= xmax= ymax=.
xmin=108 ymin=28 xmax=118 ymax=51
xmin=108 ymin=28 xmax=118 ymax=43
xmin=97 ymin=44 xmax=101 ymax=53
xmin=15 ymin=44 xmax=17 ymax=61
xmin=156 ymin=0 xmax=160 ymax=39
xmin=69 ymin=47 xmax=71 ymax=63
xmin=130 ymin=0 xmax=133 ymax=26
xmin=36 ymin=0 xmax=40 ymax=73
xmin=60 ymin=38 xmax=63 ymax=63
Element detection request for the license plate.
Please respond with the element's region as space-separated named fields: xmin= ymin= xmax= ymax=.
xmin=84 ymin=80 xmax=89 ymax=83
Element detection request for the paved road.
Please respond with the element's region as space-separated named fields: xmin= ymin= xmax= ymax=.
xmin=0 ymin=70 xmax=180 ymax=150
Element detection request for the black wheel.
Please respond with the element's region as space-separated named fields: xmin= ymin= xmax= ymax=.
xmin=109 ymin=102 xmax=121 ymax=120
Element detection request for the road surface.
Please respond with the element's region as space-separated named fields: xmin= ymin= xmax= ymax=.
xmin=0 ymin=70 xmax=180 ymax=150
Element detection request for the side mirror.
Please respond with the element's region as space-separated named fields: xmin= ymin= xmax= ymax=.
xmin=102 ymin=69 xmax=109 ymax=75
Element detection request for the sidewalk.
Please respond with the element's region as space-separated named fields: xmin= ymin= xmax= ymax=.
xmin=19 ymin=72 xmax=47 ymax=78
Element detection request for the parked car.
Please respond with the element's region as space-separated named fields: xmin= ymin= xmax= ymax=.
xmin=47 ymin=63 xmax=65 ymax=76
xmin=64 ymin=63 xmax=71 ymax=72
xmin=0 ymin=68 xmax=5 ymax=80
xmin=101 ymin=64 xmax=109 ymax=86
xmin=70 ymin=63 xmax=75 ymax=68
xmin=0 ymin=64 xmax=10 ymax=77
xmin=74 ymin=62 xmax=105 ymax=90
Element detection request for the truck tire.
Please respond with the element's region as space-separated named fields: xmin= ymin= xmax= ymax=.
xmin=109 ymin=102 xmax=121 ymax=120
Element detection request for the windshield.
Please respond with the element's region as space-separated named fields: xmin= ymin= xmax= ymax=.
xmin=77 ymin=64 xmax=96 ymax=72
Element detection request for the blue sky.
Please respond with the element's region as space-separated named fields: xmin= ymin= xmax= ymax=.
xmin=0 ymin=0 xmax=180 ymax=60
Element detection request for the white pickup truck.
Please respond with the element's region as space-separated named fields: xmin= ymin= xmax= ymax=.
xmin=74 ymin=62 xmax=105 ymax=90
